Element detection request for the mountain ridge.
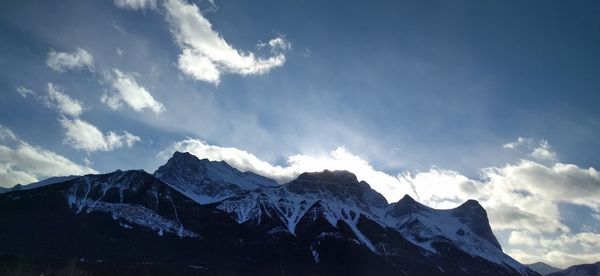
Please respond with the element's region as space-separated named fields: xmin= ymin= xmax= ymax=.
xmin=0 ymin=151 xmax=539 ymax=275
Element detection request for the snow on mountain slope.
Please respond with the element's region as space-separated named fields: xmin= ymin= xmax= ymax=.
xmin=65 ymin=169 xmax=198 ymax=237
xmin=216 ymin=170 xmax=391 ymax=251
xmin=154 ymin=151 xmax=278 ymax=204
xmin=215 ymin=169 xmax=532 ymax=275
xmin=385 ymin=194 xmax=527 ymax=274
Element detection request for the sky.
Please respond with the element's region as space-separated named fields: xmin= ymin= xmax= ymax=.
xmin=1 ymin=0 xmax=599 ymax=268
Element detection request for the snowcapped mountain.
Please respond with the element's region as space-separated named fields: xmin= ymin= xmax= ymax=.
xmin=214 ymin=168 xmax=534 ymax=275
xmin=154 ymin=151 xmax=277 ymax=204
xmin=216 ymin=170 xmax=388 ymax=235
xmin=0 ymin=151 xmax=540 ymax=275
xmin=385 ymin=195 xmax=528 ymax=274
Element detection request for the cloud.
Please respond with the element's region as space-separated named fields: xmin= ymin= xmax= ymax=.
xmin=0 ymin=126 xmax=17 ymax=141
xmin=163 ymin=0 xmax=288 ymax=84
xmin=46 ymin=48 xmax=94 ymax=72
xmin=206 ymin=0 xmax=217 ymax=9
xmin=159 ymin=138 xmax=600 ymax=268
xmin=0 ymin=125 xmax=96 ymax=187
xmin=268 ymin=37 xmax=292 ymax=51
xmin=484 ymin=160 xmax=600 ymax=211
xmin=45 ymin=83 xmax=84 ymax=117
xmin=544 ymin=251 xmax=600 ymax=269
xmin=531 ymin=140 xmax=557 ymax=161
xmin=16 ymin=86 xmax=36 ymax=98
xmin=503 ymin=137 xmax=532 ymax=149
xmin=114 ymin=0 xmax=157 ymax=10
xmin=504 ymin=137 xmax=557 ymax=161
xmin=102 ymin=69 xmax=165 ymax=114
xmin=60 ymin=118 xmax=140 ymax=152
xmin=22 ymin=83 xmax=142 ymax=152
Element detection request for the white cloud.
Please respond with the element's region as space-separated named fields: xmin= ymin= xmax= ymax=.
xmin=159 ymin=138 xmax=600 ymax=268
xmin=16 ymin=86 xmax=36 ymax=98
xmin=102 ymin=69 xmax=165 ymax=114
xmin=60 ymin=118 xmax=140 ymax=152
xmin=503 ymin=137 xmax=533 ymax=149
xmin=114 ymin=0 xmax=157 ymax=10
xmin=0 ymin=125 xmax=96 ymax=188
xmin=268 ymin=37 xmax=291 ymax=51
xmin=45 ymin=83 xmax=84 ymax=117
xmin=485 ymin=160 xmax=600 ymax=211
xmin=531 ymin=140 xmax=557 ymax=161
xmin=163 ymin=0 xmax=288 ymax=84
xmin=503 ymin=137 xmax=557 ymax=161
xmin=46 ymin=48 xmax=94 ymax=72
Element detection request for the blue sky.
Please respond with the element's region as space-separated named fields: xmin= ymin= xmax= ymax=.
xmin=1 ymin=0 xmax=599 ymax=268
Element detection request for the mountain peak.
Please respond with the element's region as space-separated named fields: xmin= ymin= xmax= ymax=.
xmin=399 ymin=194 xmax=416 ymax=203
xmin=526 ymin=262 xmax=560 ymax=275
xmin=172 ymin=151 xmax=196 ymax=158
xmin=169 ymin=151 xmax=202 ymax=163
xmin=286 ymin=169 xmax=388 ymax=210
xmin=387 ymin=194 xmax=427 ymax=217
xmin=296 ymin=170 xmax=359 ymax=184
xmin=457 ymin=199 xmax=484 ymax=210
xmin=154 ymin=152 xmax=277 ymax=204
xmin=451 ymin=199 xmax=502 ymax=250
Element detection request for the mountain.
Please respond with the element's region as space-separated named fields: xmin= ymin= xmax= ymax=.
xmin=0 ymin=151 xmax=540 ymax=275
xmin=548 ymin=262 xmax=600 ymax=276
xmin=154 ymin=151 xmax=277 ymax=204
xmin=0 ymin=169 xmax=254 ymax=274
xmin=0 ymin=175 xmax=79 ymax=194
xmin=527 ymin=262 xmax=561 ymax=275
xmin=214 ymin=168 xmax=535 ymax=275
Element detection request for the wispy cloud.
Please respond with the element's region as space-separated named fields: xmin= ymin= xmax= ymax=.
xmin=46 ymin=48 xmax=94 ymax=72
xmin=15 ymin=86 xmax=36 ymax=98
xmin=102 ymin=69 xmax=165 ymax=114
